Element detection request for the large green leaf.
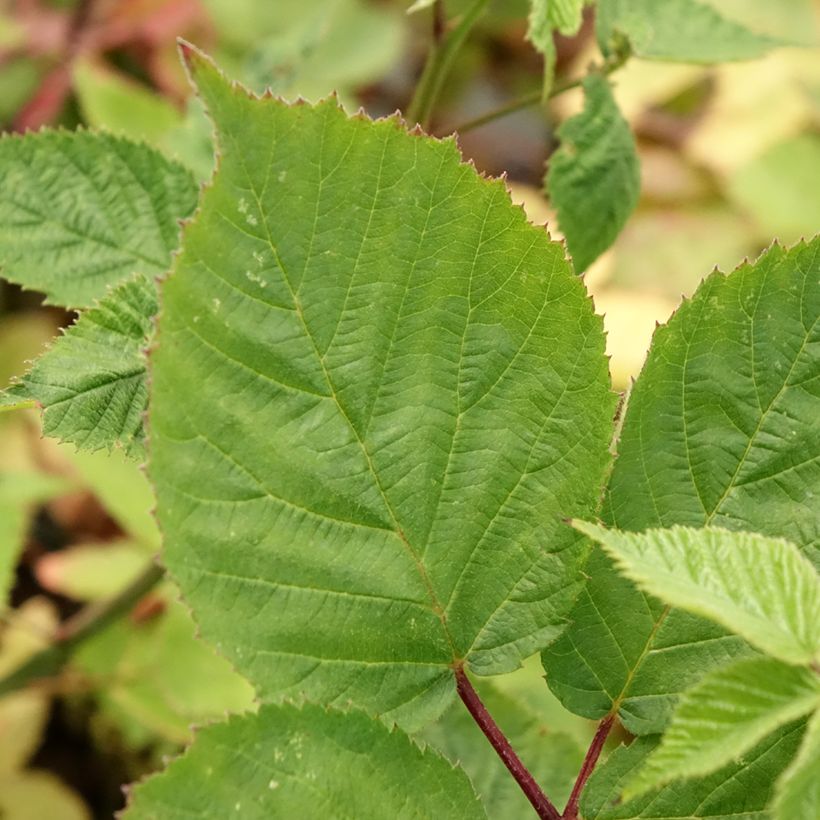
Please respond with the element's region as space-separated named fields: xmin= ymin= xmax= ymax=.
xmin=623 ymin=657 xmax=820 ymax=798
xmin=149 ymin=47 xmax=614 ymax=730
xmin=596 ymin=0 xmax=778 ymax=63
xmin=543 ymin=239 xmax=820 ymax=733
xmin=0 ymin=130 xmax=197 ymax=308
xmin=581 ymin=722 xmax=807 ymax=820
xmin=546 ymin=73 xmax=640 ymax=273
xmin=774 ymin=707 xmax=820 ymax=820
xmin=124 ymin=703 xmax=485 ymax=819
xmin=421 ymin=680 xmax=585 ymax=816
xmin=1 ymin=275 xmax=156 ymax=457
xmin=574 ymin=524 xmax=820 ymax=666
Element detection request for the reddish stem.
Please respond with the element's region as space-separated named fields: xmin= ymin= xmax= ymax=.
xmin=562 ymin=715 xmax=615 ymax=819
xmin=455 ymin=668 xmax=561 ymax=820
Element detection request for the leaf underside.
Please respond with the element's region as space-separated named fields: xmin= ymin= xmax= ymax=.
xmin=124 ymin=703 xmax=485 ymax=819
xmin=544 ymin=238 xmax=820 ymax=734
xmin=149 ymin=48 xmax=614 ymax=730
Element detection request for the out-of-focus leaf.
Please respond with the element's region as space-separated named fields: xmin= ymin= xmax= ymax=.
xmin=702 ymin=0 xmax=819 ymax=46
xmin=0 ymin=313 xmax=57 ymax=389
xmin=527 ymin=0 xmax=584 ymax=90
xmin=728 ymin=134 xmax=820 ymax=245
xmin=596 ymin=0 xmax=779 ymax=63
xmin=73 ymin=62 xmax=184 ymax=145
xmin=0 ymin=772 xmax=89 ymax=820
xmin=37 ymin=540 xmax=147 ymax=601
xmin=2 ymin=275 xmax=157 ymax=458
xmin=548 ymin=73 xmax=640 ymax=272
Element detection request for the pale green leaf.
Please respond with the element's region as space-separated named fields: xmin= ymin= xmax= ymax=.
xmin=527 ymin=0 xmax=584 ymax=93
xmin=124 ymin=703 xmax=485 ymax=819
xmin=774 ymin=707 xmax=820 ymax=820
xmin=150 ymin=47 xmax=614 ymax=730
xmin=0 ymin=131 xmax=197 ymax=308
xmin=596 ymin=0 xmax=779 ymax=63
xmin=407 ymin=0 xmax=437 ymax=12
xmin=422 ymin=680 xmax=585 ymax=815
xmin=1 ymin=275 xmax=156 ymax=457
xmin=623 ymin=657 xmax=820 ymax=798
xmin=543 ymin=238 xmax=820 ymax=733
xmin=547 ymin=73 xmax=640 ymax=272
xmin=581 ymin=722 xmax=807 ymax=819
xmin=574 ymin=524 xmax=820 ymax=666
xmin=0 ymin=473 xmax=71 ymax=605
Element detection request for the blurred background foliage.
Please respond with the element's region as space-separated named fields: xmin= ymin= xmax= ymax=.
xmin=0 ymin=0 xmax=817 ymax=816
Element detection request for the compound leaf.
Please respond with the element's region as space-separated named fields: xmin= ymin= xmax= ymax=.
xmin=547 ymin=73 xmax=640 ymax=272
xmin=582 ymin=722 xmax=807 ymax=820
xmin=0 ymin=130 xmax=197 ymax=308
xmin=2 ymin=275 xmax=157 ymax=457
xmin=596 ymin=0 xmax=779 ymax=63
xmin=774 ymin=707 xmax=820 ymax=820
xmin=622 ymin=657 xmax=820 ymax=798
xmin=124 ymin=703 xmax=485 ymax=819
xmin=574 ymin=524 xmax=820 ymax=666
xmin=149 ymin=46 xmax=614 ymax=730
xmin=544 ymin=239 xmax=820 ymax=733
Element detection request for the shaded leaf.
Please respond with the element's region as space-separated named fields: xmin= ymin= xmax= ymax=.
xmin=543 ymin=238 xmax=820 ymax=733
xmin=582 ymin=721 xmax=807 ymax=820
xmin=623 ymin=657 xmax=820 ymax=797
xmin=1 ymin=275 xmax=157 ymax=457
xmin=124 ymin=703 xmax=485 ymax=819
xmin=574 ymin=524 xmax=820 ymax=666
xmin=0 ymin=130 xmax=197 ymax=308
xmin=547 ymin=73 xmax=640 ymax=272
xmin=150 ymin=47 xmax=614 ymax=730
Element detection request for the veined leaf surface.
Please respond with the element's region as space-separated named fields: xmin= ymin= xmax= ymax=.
xmin=774 ymin=707 xmax=820 ymax=820
xmin=149 ymin=47 xmax=614 ymax=729
xmin=125 ymin=703 xmax=485 ymax=819
xmin=544 ymin=239 xmax=820 ymax=733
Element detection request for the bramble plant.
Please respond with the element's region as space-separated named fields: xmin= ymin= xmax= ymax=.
xmin=0 ymin=2 xmax=818 ymax=819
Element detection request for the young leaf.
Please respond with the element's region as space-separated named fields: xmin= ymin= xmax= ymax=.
xmin=0 ymin=131 xmax=197 ymax=308
xmin=623 ymin=656 xmax=820 ymax=798
xmin=546 ymin=73 xmax=640 ymax=272
xmin=421 ymin=681 xmax=585 ymax=814
xmin=124 ymin=703 xmax=485 ymax=819
xmin=543 ymin=238 xmax=820 ymax=733
xmin=527 ymin=1 xmax=584 ymax=91
xmin=149 ymin=47 xmax=614 ymax=730
xmin=596 ymin=0 xmax=779 ymax=63
xmin=581 ymin=721 xmax=807 ymax=820
xmin=774 ymin=707 xmax=820 ymax=820
xmin=573 ymin=524 xmax=820 ymax=666
xmin=1 ymin=275 xmax=157 ymax=458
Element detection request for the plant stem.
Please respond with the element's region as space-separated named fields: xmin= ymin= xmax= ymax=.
xmin=406 ymin=0 xmax=490 ymax=130
xmin=447 ymin=46 xmax=632 ymax=135
xmin=0 ymin=560 xmax=164 ymax=696
xmin=562 ymin=715 xmax=615 ymax=820
xmin=455 ymin=667 xmax=561 ymax=820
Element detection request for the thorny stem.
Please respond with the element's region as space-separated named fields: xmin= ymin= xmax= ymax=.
xmin=446 ymin=45 xmax=632 ymax=135
xmin=0 ymin=560 xmax=164 ymax=696
xmin=456 ymin=667 xmax=562 ymax=820
xmin=406 ymin=0 xmax=491 ymax=130
xmin=562 ymin=715 xmax=615 ymax=820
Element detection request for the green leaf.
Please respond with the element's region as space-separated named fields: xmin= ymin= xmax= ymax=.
xmin=596 ymin=0 xmax=779 ymax=63
xmin=0 ymin=131 xmax=197 ymax=308
xmin=547 ymin=73 xmax=640 ymax=272
xmin=527 ymin=0 xmax=584 ymax=93
xmin=623 ymin=657 xmax=820 ymax=798
xmin=124 ymin=703 xmax=485 ymax=819
xmin=149 ymin=47 xmax=614 ymax=730
xmin=0 ymin=473 xmax=71 ymax=605
xmin=421 ymin=680 xmax=585 ymax=815
xmin=582 ymin=721 xmax=808 ymax=819
xmin=543 ymin=238 xmax=820 ymax=733
xmin=574 ymin=524 xmax=820 ymax=666
xmin=774 ymin=707 xmax=820 ymax=820
xmin=1 ymin=275 xmax=156 ymax=457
